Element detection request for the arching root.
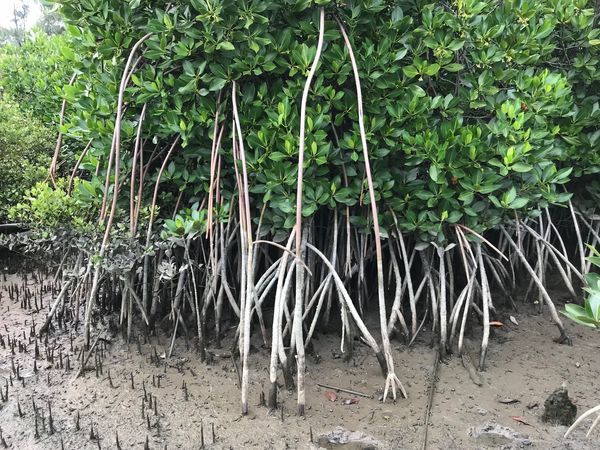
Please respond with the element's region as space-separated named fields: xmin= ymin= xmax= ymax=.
xmin=554 ymin=332 xmax=572 ymax=346
xmin=383 ymin=371 xmax=407 ymax=402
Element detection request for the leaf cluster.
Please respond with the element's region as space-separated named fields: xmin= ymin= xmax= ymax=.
xmin=563 ymin=246 xmax=600 ymax=328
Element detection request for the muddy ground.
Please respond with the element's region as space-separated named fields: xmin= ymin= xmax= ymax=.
xmin=1 ymin=265 xmax=599 ymax=450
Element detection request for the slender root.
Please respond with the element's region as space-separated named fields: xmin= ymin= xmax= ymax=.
xmin=564 ymin=403 xmax=600 ymax=438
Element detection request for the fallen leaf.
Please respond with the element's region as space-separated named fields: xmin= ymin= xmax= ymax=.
xmin=490 ymin=321 xmax=504 ymax=327
xmin=342 ymin=398 xmax=359 ymax=405
xmin=511 ymin=416 xmax=531 ymax=426
xmin=509 ymin=315 xmax=519 ymax=326
xmin=498 ymin=398 xmax=520 ymax=404
xmin=324 ymin=391 xmax=337 ymax=402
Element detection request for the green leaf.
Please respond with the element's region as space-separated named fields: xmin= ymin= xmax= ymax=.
xmin=587 ymin=256 xmax=600 ymax=269
xmin=444 ymin=63 xmax=464 ymax=72
xmin=561 ymin=310 xmax=598 ymax=328
xmin=509 ymin=197 xmax=529 ymax=209
xmin=505 ymin=187 xmax=517 ymax=204
xmin=564 ymin=303 xmax=587 ymax=318
xmin=60 ymin=45 xmax=74 ymax=60
xmin=414 ymin=190 xmax=434 ymax=200
xmin=553 ymin=167 xmax=572 ymax=182
xmin=178 ymin=79 xmax=196 ymax=94
xmin=391 ymin=6 xmax=403 ymax=23
xmin=511 ymin=163 xmax=533 ymax=173
xmin=217 ymin=41 xmax=235 ymax=51
xmin=585 ymin=273 xmax=600 ymax=291
xmin=269 ymin=152 xmax=287 ymax=162
xmin=394 ymin=48 xmax=408 ymax=61
xmin=588 ymin=294 xmax=600 ymax=322
xmin=403 ymin=65 xmax=419 ymax=78
xmin=425 ymin=63 xmax=440 ymax=76
xmin=429 ymin=165 xmax=439 ymax=182
xmin=209 ymin=77 xmax=227 ymax=91
xmin=447 ymin=210 xmax=462 ymax=223
xmin=182 ymin=61 xmax=195 ymax=76
xmin=408 ymin=84 xmax=426 ymax=98
xmin=448 ymin=40 xmax=465 ymax=51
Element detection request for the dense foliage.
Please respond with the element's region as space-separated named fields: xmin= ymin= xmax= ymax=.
xmin=8 ymin=178 xmax=95 ymax=230
xmin=45 ymin=0 xmax=599 ymax=243
xmin=0 ymin=30 xmax=73 ymax=220
xmin=0 ymin=30 xmax=72 ymax=126
xmin=0 ymin=98 xmax=53 ymax=220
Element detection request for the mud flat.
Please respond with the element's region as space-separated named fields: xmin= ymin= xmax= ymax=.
xmin=1 ymin=268 xmax=599 ymax=449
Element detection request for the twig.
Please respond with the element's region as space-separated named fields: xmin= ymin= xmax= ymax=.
xmin=316 ymin=383 xmax=371 ymax=399
xmin=39 ymin=279 xmax=74 ymax=335
xmin=49 ymin=73 xmax=77 ymax=186
xmin=72 ymin=334 xmax=102 ymax=380
xmin=409 ymin=308 xmax=429 ymax=347
xmin=205 ymin=349 xmax=232 ymax=359
xmin=457 ymin=224 xmax=508 ymax=262
xmin=67 ymin=138 xmax=93 ymax=195
xmin=230 ymin=353 xmax=241 ymax=388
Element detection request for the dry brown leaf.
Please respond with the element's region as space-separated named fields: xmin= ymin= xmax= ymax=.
xmin=511 ymin=416 xmax=531 ymax=426
xmin=324 ymin=391 xmax=337 ymax=402
xmin=490 ymin=320 xmax=504 ymax=327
